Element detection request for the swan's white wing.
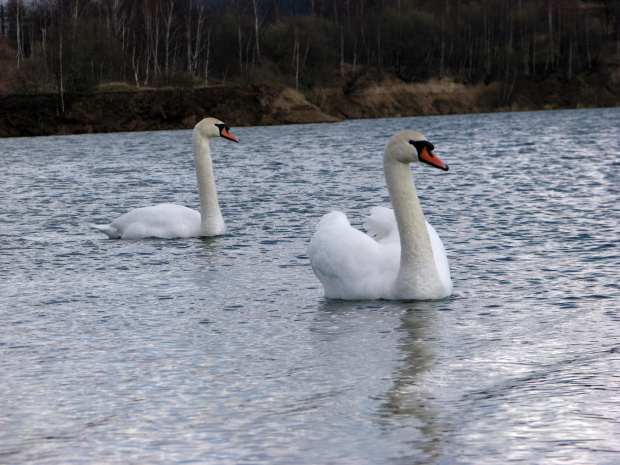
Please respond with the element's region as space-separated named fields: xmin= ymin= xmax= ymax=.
xmin=363 ymin=206 xmax=399 ymax=244
xmin=308 ymin=211 xmax=399 ymax=300
xmin=93 ymin=203 xmax=201 ymax=239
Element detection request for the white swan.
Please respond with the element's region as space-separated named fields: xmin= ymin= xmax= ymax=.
xmin=92 ymin=117 xmax=238 ymax=239
xmin=307 ymin=130 xmax=452 ymax=300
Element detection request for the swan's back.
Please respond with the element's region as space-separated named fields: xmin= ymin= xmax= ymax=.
xmin=93 ymin=204 xmax=201 ymax=239
xmin=364 ymin=206 xmax=400 ymax=244
xmin=308 ymin=211 xmax=400 ymax=299
xmin=309 ymin=207 xmax=452 ymax=300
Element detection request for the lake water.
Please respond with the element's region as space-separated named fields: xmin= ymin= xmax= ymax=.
xmin=1 ymin=108 xmax=618 ymax=464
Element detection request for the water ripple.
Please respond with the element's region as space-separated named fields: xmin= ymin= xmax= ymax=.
xmin=0 ymin=108 xmax=618 ymax=464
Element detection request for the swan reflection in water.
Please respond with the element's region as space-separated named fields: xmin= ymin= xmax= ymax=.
xmin=308 ymin=299 xmax=443 ymax=462
xmin=376 ymin=301 xmax=445 ymax=463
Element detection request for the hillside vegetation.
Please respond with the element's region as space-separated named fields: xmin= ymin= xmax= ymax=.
xmin=1 ymin=0 xmax=619 ymax=136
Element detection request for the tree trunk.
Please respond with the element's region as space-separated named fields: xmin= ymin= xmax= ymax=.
xmin=58 ymin=30 xmax=65 ymax=114
xmin=340 ymin=26 xmax=344 ymax=77
xmin=377 ymin=25 xmax=381 ymax=70
xmin=251 ymin=0 xmax=261 ymax=60
xmin=238 ymin=13 xmax=243 ymax=78
xmin=132 ymin=35 xmax=141 ymax=87
xmin=163 ymin=0 xmax=174 ymax=84
xmin=186 ymin=0 xmax=193 ymax=75
xmin=16 ymin=0 xmax=23 ymax=68
xmin=1 ymin=5 xmax=5 ymax=38
xmin=545 ymin=3 xmax=553 ymax=74
xmin=192 ymin=8 xmax=205 ymax=76
xmin=204 ymin=27 xmax=211 ymax=85
xmin=294 ymin=27 xmax=299 ymax=90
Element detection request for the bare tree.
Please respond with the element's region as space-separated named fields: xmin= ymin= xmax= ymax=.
xmin=143 ymin=0 xmax=161 ymax=86
xmin=131 ymin=32 xmax=141 ymax=87
xmin=153 ymin=0 xmax=161 ymax=83
xmin=204 ymin=26 xmax=210 ymax=84
xmin=0 ymin=0 xmax=616 ymax=94
xmin=162 ymin=0 xmax=175 ymax=83
xmin=58 ymin=26 xmax=65 ymax=113
xmin=237 ymin=0 xmax=243 ymax=77
xmin=249 ymin=0 xmax=261 ymax=60
xmin=292 ymin=19 xmax=309 ymax=90
xmin=308 ymin=0 xmax=316 ymax=17
xmin=340 ymin=25 xmax=344 ymax=77
xmin=143 ymin=0 xmax=153 ymax=86
xmin=69 ymin=0 xmax=84 ymax=27
xmin=187 ymin=5 xmax=205 ymax=76
xmin=15 ymin=0 xmax=23 ymax=68
xmin=185 ymin=0 xmax=192 ymax=74
xmin=1 ymin=4 xmax=6 ymax=38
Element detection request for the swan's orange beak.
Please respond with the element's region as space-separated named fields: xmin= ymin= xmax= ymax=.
xmin=419 ymin=146 xmax=449 ymax=171
xmin=221 ymin=127 xmax=239 ymax=143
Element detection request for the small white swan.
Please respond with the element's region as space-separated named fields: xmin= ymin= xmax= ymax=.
xmin=307 ymin=130 xmax=452 ymax=300
xmin=92 ymin=117 xmax=238 ymax=239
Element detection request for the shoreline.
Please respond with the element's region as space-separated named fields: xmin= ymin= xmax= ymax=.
xmin=1 ymin=71 xmax=618 ymax=138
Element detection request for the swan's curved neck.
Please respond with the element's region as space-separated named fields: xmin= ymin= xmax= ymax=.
xmin=383 ymin=158 xmax=440 ymax=293
xmin=193 ymin=133 xmax=225 ymax=235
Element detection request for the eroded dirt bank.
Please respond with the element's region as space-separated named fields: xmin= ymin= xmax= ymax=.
xmin=1 ymin=69 xmax=618 ymax=137
xmin=312 ymin=70 xmax=620 ymax=120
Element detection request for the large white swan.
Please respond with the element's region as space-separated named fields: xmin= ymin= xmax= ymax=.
xmin=92 ymin=117 xmax=238 ymax=239
xmin=307 ymin=130 xmax=452 ymax=300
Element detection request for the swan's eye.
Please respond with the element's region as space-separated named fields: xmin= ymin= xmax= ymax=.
xmin=409 ymin=140 xmax=434 ymax=156
xmin=214 ymin=122 xmax=230 ymax=136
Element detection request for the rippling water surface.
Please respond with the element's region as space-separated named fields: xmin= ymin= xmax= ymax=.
xmin=1 ymin=108 xmax=619 ymax=464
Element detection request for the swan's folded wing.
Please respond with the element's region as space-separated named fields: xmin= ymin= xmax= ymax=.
xmin=363 ymin=206 xmax=400 ymax=244
xmin=94 ymin=204 xmax=201 ymax=239
xmin=308 ymin=211 xmax=399 ymax=299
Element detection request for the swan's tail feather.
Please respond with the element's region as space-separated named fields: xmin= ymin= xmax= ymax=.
xmin=89 ymin=223 xmax=121 ymax=239
xmin=363 ymin=206 xmax=399 ymax=244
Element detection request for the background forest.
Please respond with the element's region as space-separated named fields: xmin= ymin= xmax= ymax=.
xmin=2 ymin=0 xmax=620 ymax=100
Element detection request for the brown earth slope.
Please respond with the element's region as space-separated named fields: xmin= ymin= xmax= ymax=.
xmin=1 ymin=66 xmax=618 ymax=137
xmin=0 ymin=84 xmax=338 ymax=137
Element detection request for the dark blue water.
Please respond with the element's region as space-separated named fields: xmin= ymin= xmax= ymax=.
xmin=1 ymin=108 xmax=618 ymax=464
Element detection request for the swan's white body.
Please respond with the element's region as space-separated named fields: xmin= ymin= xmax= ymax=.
xmin=307 ymin=130 xmax=452 ymax=300
xmin=92 ymin=118 xmax=238 ymax=239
